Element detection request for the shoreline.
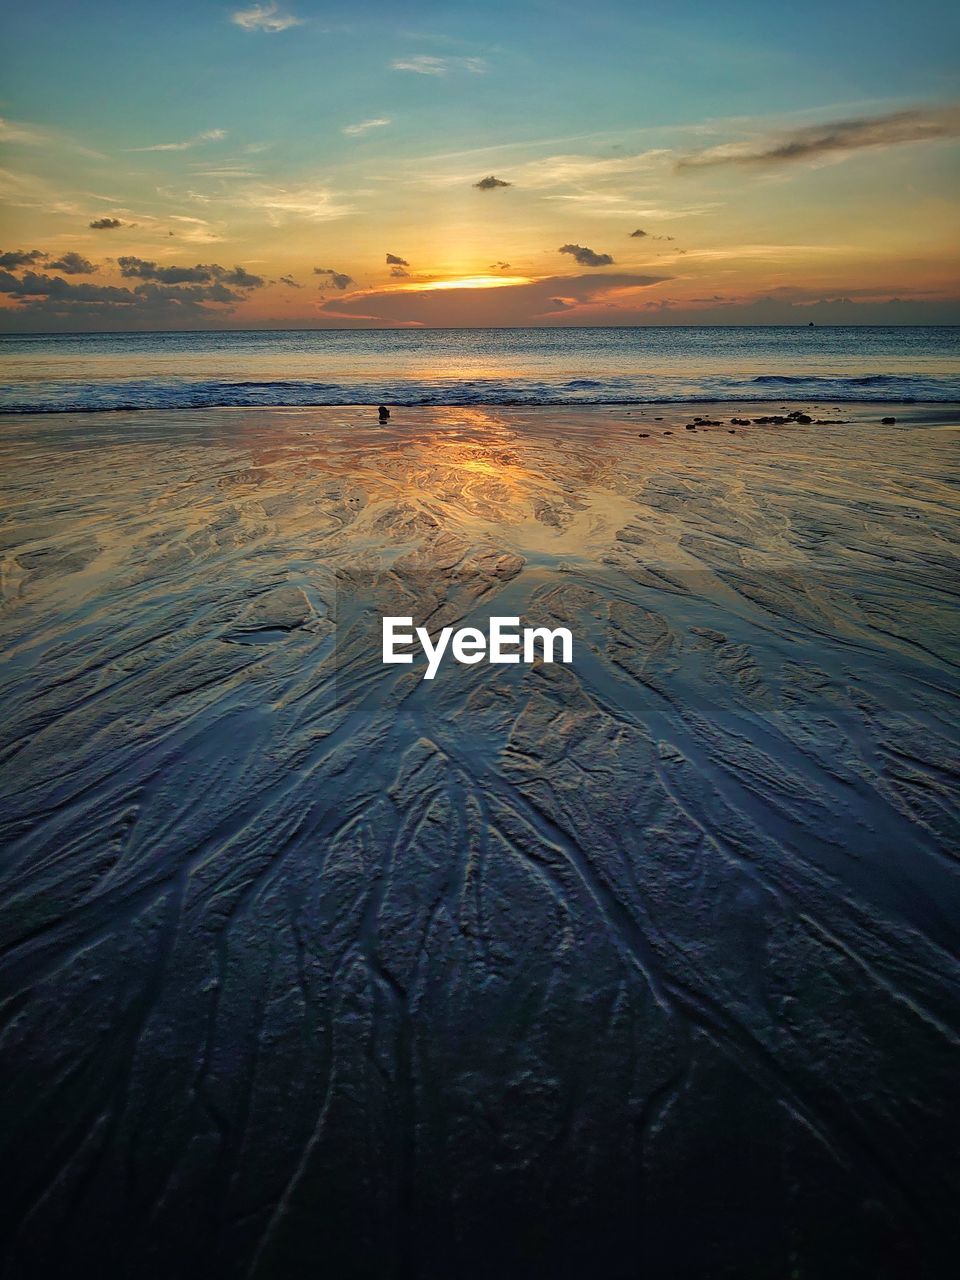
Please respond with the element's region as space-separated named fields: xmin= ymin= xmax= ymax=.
xmin=3 ymin=399 xmax=959 ymax=419
xmin=3 ymin=397 xmax=960 ymax=418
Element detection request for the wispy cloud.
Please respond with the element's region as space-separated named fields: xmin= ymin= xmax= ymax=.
xmin=678 ymin=104 xmax=960 ymax=169
xmin=0 ymin=118 xmax=106 ymax=159
xmin=190 ymin=167 xmax=258 ymax=179
xmin=673 ymin=243 xmax=854 ymax=262
xmin=343 ymin=117 xmax=392 ymax=137
xmin=168 ymin=215 xmax=224 ymax=243
xmin=545 ymin=193 xmax=721 ymax=219
xmin=0 ymin=118 xmax=55 ymax=146
xmin=130 ymin=129 xmax=226 ymax=154
xmin=391 ymin=55 xmax=487 ymax=75
xmin=87 ymin=207 xmax=222 ymax=243
xmin=512 ymin=149 xmax=671 ymax=188
xmin=231 ymin=4 xmax=302 ymax=33
xmin=233 ymin=181 xmax=353 ymax=223
xmin=405 ymin=144 xmax=672 ymax=194
xmin=0 ymin=167 xmax=82 ymax=215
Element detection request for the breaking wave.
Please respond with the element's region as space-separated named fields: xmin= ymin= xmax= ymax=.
xmin=2 ymin=372 xmax=959 ymax=413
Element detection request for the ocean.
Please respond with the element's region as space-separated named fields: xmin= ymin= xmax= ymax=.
xmin=1 ymin=325 xmax=958 ymax=412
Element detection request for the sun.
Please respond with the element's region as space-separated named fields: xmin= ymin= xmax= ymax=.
xmin=401 ymin=275 xmax=533 ymax=292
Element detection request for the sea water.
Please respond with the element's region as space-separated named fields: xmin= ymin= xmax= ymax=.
xmin=1 ymin=324 xmax=958 ymax=412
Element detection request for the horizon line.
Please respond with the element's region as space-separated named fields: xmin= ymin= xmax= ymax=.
xmin=2 ymin=322 xmax=959 ymax=338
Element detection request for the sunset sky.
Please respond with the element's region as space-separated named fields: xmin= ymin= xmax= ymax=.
xmin=1 ymin=0 xmax=958 ymax=329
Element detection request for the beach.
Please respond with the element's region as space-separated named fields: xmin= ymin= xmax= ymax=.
xmin=3 ymin=0 xmax=959 ymax=1266
xmin=1 ymin=401 xmax=959 ymax=1276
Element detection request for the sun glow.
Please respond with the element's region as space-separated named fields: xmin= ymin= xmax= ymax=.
xmin=400 ymin=275 xmax=533 ymax=292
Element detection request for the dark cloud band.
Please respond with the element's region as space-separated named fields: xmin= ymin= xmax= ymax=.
xmin=678 ymin=104 xmax=960 ymax=169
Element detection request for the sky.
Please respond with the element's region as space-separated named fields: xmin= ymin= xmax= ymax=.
xmin=1 ymin=0 xmax=958 ymax=330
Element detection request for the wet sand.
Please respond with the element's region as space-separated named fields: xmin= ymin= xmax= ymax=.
xmin=1 ymin=403 xmax=959 ymax=1278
